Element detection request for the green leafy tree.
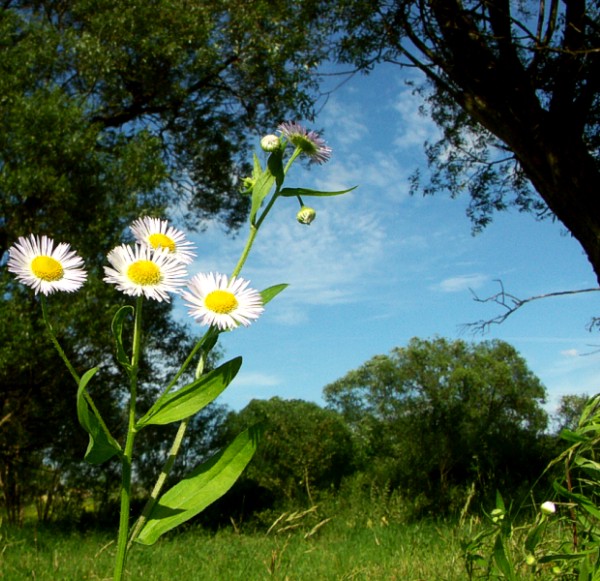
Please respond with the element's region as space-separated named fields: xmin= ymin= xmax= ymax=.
xmin=324 ymin=337 xmax=549 ymax=514
xmin=0 ymin=0 xmax=337 ymax=523
xmin=218 ymin=398 xmax=355 ymax=513
xmin=333 ymin=0 xmax=600 ymax=282
xmin=554 ymin=393 xmax=591 ymax=433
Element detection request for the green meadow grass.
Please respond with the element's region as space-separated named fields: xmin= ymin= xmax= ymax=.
xmin=0 ymin=516 xmax=469 ymax=580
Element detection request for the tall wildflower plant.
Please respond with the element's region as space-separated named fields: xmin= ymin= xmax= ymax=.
xmin=6 ymin=125 xmax=354 ymax=580
xmin=462 ymin=396 xmax=600 ymax=579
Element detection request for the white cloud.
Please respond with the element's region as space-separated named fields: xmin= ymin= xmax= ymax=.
xmin=434 ymin=274 xmax=489 ymax=293
xmin=233 ymin=371 xmax=282 ymax=388
xmin=392 ymin=86 xmax=441 ymax=151
xmin=244 ymin=203 xmax=386 ymax=315
xmin=561 ymin=348 xmax=580 ymax=357
xmin=322 ymin=99 xmax=369 ymax=148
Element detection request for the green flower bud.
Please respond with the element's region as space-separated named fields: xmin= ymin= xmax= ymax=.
xmin=490 ymin=508 xmax=504 ymax=523
xmin=260 ymin=134 xmax=281 ymax=152
xmin=297 ymin=206 xmax=317 ymax=225
xmin=525 ymin=554 xmax=536 ymax=566
xmin=240 ymin=176 xmax=255 ymax=194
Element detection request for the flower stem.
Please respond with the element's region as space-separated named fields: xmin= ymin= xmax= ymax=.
xmin=231 ymin=224 xmax=259 ymax=278
xmin=41 ymin=295 xmax=112 ymax=438
xmin=40 ymin=295 xmax=80 ymax=384
xmin=127 ymin=418 xmax=189 ymax=548
xmin=127 ymin=341 xmax=210 ymax=548
xmin=114 ymin=296 xmax=143 ymax=581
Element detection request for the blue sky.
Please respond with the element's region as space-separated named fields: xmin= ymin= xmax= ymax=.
xmin=173 ymin=63 xmax=600 ymax=418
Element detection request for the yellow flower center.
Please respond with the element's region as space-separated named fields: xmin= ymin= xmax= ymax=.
xmin=148 ymin=233 xmax=176 ymax=252
xmin=205 ymin=290 xmax=238 ymax=314
xmin=127 ymin=260 xmax=162 ymax=286
xmin=31 ymin=256 xmax=64 ymax=282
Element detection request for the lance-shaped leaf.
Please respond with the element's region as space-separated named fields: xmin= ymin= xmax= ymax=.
xmin=76 ymin=368 xmax=122 ymax=464
xmin=136 ymin=357 xmax=242 ymax=427
xmin=278 ymin=185 xmax=357 ymax=197
xmin=493 ymin=534 xmax=516 ymax=581
xmin=249 ymin=149 xmax=284 ymax=225
xmin=135 ymin=424 xmax=262 ymax=545
xmin=260 ymin=283 xmax=288 ymax=305
xmin=111 ymin=305 xmax=134 ymax=372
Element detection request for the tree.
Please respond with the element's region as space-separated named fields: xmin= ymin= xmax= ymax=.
xmin=324 ymin=337 xmax=549 ymax=513
xmin=554 ymin=393 xmax=591 ymax=433
xmin=0 ymin=0 xmax=337 ymax=523
xmin=333 ymin=0 xmax=600 ymax=283
xmin=217 ymin=398 xmax=355 ymax=513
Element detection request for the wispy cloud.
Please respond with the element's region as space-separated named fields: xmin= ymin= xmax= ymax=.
xmin=392 ymin=84 xmax=441 ymax=151
xmin=322 ymin=99 xmax=369 ymax=148
xmin=243 ymin=204 xmax=386 ymax=323
xmin=233 ymin=371 xmax=282 ymax=388
xmin=561 ymin=348 xmax=580 ymax=357
xmin=434 ymin=273 xmax=489 ymax=293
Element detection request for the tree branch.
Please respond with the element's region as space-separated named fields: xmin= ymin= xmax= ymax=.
xmin=463 ymin=280 xmax=600 ymax=334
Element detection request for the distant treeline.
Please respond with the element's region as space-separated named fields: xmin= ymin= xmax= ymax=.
xmin=1 ymin=338 xmax=586 ymax=528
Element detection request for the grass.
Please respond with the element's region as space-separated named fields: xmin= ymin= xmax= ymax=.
xmin=0 ymin=514 xmax=470 ymax=580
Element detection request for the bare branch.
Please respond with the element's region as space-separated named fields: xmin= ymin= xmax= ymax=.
xmin=462 ymin=280 xmax=600 ymax=334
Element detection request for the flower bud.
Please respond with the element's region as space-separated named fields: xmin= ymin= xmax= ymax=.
xmin=490 ymin=508 xmax=504 ymax=523
xmin=260 ymin=134 xmax=281 ymax=152
xmin=240 ymin=176 xmax=255 ymax=194
xmin=525 ymin=554 xmax=536 ymax=566
xmin=540 ymin=501 xmax=556 ymax=515
xmin=296 ymin=206 xmax=317 ymax=225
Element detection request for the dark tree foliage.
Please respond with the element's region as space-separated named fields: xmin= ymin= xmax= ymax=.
xmin=214 ymin=398 xmax=355 ymax=518
xmin=0 ymin=0 xmax=337 ymax=523
xmin=324 ymin=337 xmax=550 ymax=514
xmin=334 ymin=0 xmax=600 ymax=282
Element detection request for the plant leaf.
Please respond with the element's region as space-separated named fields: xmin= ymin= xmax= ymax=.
xmin=278 ymin=186 xmax=357 ymax=197
xmin=111 ymin=305 xmax=134 ymax=372
xmin=249 ymin=150 xmax=284 ymax=225
xmin=135 ymin=424 xmax=262 ymax=545
xmin=76 ymin=368 xmax=121 ymax=464
xmin=492 ymin=534 xmax=515 ymax=581
xmin=137 ymin=357 xmax=242 ymax=427
xmin=260 ymin=284 xmax=288 ymax=305
xmin=554 ymin=481 xmax=600 ymax=519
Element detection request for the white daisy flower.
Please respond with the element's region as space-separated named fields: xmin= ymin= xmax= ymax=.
xmin=104 ymin=244 xmax=187 ymax=302
xmin=7 ymin=234 xmax=87 ymax=295
xmin=182 ymin=272 xmax=264 ymax=330
xmin=130 ymin=216 xmax=196 ymax=265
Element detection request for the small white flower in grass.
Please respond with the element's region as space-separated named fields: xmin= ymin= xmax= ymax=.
xmin=104 ymin=244 xmax=187 ymax=302
xmin=183 ymin=272 xmax=264 ymax=331
xmin=130 ymin=217 xmax=196 ymax=265
xmin=540 ymin=501 xmax=556 ymax=515
xmin=7 ymin=234 xmax=87 ymax=295
xmin=277 ymin=121 xmax=332 ymax=164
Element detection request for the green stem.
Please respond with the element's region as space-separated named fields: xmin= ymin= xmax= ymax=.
xmin=41 ymin=295 xmax=112 ymax=440
xmin=127 ymin=418 xmax=190 ymax=548
xmin=41 ymin=295 xmax=80 ymax=384
xmin=234 ymin=145 xmax=303 ymax=276
xmin=231 ymin=224 xmax=259 ymax=278
xmin=114 ymin=296 xmax=143 ymax=581
xmin=128 ymin=343 xmax=210 ymax=548
xmin=283 ymin=146 xmax=302 ymax=176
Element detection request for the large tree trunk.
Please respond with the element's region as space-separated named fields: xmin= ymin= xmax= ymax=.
xmin=427 ymin=0 xmax=600 ymax=283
